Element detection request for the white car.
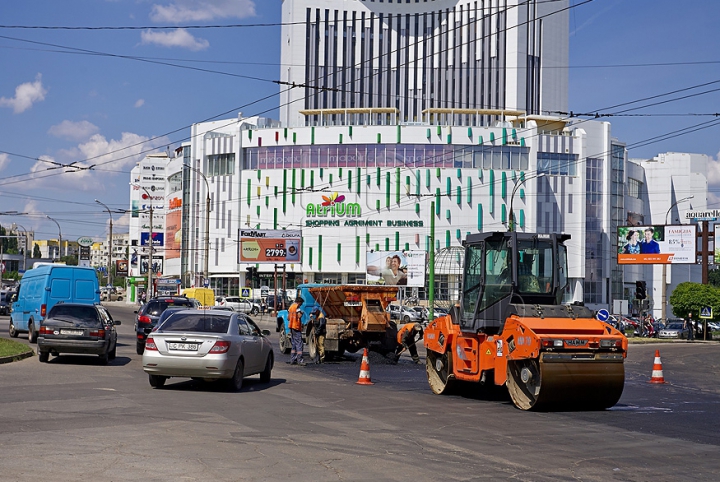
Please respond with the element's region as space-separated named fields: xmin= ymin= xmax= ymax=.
xmin=386 ymin=304 xmax=422 ymax=323
xmin=142 ymin=310 xmax=274 ymax=390
xmin=215 ymin=296 xmax=260 ymax=315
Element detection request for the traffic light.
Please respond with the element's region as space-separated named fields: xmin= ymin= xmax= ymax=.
xmin=635 ymin=280 xmax=647 ymax=300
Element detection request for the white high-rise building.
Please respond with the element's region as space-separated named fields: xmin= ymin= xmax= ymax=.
xmin=280 ymin=0 xmax=569 ymax=126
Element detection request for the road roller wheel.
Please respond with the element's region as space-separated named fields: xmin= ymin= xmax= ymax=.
xmin=507 ymin=358 xmax=542 ymax=410
xmin=426 ymin=350 xmax=455 ymax=395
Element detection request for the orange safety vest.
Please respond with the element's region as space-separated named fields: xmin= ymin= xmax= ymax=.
xmin=288 ymin=303 xmax=302 ymax=331
xmin=397 ymin=323 xmax=416 ymax=345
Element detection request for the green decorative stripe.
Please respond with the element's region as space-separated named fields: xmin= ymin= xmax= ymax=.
xmin=309 ymin=247 xmax=313 ymax=267
xmin=375 ymin=243 xmax=380 ymax=252
xmin=405 ymin=242 xmax=410 ymax=251
xmin=415 ymin=170 xmax=421 ymax=196
xmin=320 ymin=167 xmax=324 ymax=178
xmin=446 ymin=209 xmax=451 ymax=220
xmin=301 ymin=169 xmax=305 ymax=188
xmin=246 ymin=179 xmax=251 ymax=206
xmin=284 ymin=127 xmax=288 ymax=139
xmin=426 ymin=169 xmax=431 ymax=188
xmin=274 ymin=185 xmax=278 ymax=197
xmin=339 ymin=168 xmax=343 ymax=178
xmin=415 ymin=203 xmax=420 ymax=214
xmin=356 ymin=236 xmax=360 ymax=264
xmin=435 ymin=188 xmax=441 ymax=215
xmin=385 ymin=238 xmax=390 ymax=251
xmin=265 ymin=196 xmax=269 ymax=207
xmin=501 ymin=171 xmax=507 ymax=199
xmin=377 ymin=133 xmax=382 ymax=144
xmin=366 ymin=233 xmax=370 ymax=244
xmin=520 ymin=210 xmax=525 ymax=229
xmin=311 ymin=126 xmax=315 ymax=145
xmin=293 ymin=132 xmax=297 ymax=143
xmin=348 ymin=170 xmax=353 ymax=191
xmin=376 ymin=199 xmax=381 ymax=211
xmin=282 ymin=170 xmax=287 ymax=213
xmin=467 ymin=127 xmax=472 ymax=138
xmin=436 ymin=167 xmax=441 ymax=178
xmin=426 ymin=128 xmax=431 ymax=138
xmin=349 ymin=125 xmax=353 ymax=137
xmin=501 ymin=204 xmax=507 ymax=223
xmin=502 ymin=127 xmax=507 ymax=145
xmin=386 ymin=172 xmax=391 ymax=208
xmin=376 ymin=167 xmax=381 ymax=186
xmin=357 ymin=168 xmax=361 ymax=195
xmin=318 ymin=235 xmax=322 ymax=270
xmin=395 ymin=168 xmax=400 ymax=204
xmin=397 ymin=125 xmax=402 ymax=143
xmin=310 ymin=170 xmax=314 ymax=189
xmin=256 ymin=205 xmax=260 ymax=216
xmin=456 ymin=186 xmax=462 ymax=205
xmin=478 ymin=204 xmax=483 ymax=231
xmin=467 ymin=177 xmax=472 ymax=204
xmin=339 ymin=133 xmax=343 ymax=144
xmin=447 ymin=134 xmax=452 ymax=144
xmin=337 ymin=243 xmax=341 ymax=262
xmin=445 ymin=230 xmax=450 ymax=248
xmin=257 ymin=170 xmax=261 ymax=180
xmin=329 ymin=173 xmax=333 ymax=184
xmin=446 ymin=177 xmax=451 ymax=197
xmin=274 ymin=208 xmax=278 ymax=230
xmin=456 ymin=229 xmax=461 ymax=239
xmin=489 ymin=171 xmax=494 ymax=215
xmin=292 ymin=169 xmax=296 ymax=205
xmin=395 ymin=232 xmax=400 ymax=251
xmin=436 ymin=125 xmax=441 ymax=136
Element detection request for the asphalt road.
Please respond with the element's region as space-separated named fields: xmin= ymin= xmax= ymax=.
xmin=1 ymin=303 xmax=719 ymax=481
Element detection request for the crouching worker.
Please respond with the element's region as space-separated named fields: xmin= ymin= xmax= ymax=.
xmin=311 ymin=307 xmax=326 ymax=363
xmin=395 ymin=323 xmax=424 ymax=364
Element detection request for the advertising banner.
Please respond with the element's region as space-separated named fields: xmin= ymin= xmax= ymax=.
xmin=115 ymin=260 xmax=129 ymax=277
xmin=165 ymin=209 xmax=181 ymax=260
xmin=141 ymin=232 xmax=165 ymax=247
xmin=140 ymin=256 xmax=164 ymax=275
xmin=239 ymin=229 xmax=302 ymax=264
xmin=617 ymin=225 xmax=696 ymax=265
xmin=366 ymin=250 xmax=426 ymax=287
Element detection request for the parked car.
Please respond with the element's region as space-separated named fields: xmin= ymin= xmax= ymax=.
xmin=410 ymin=306 xmax=429 ymax=323
xmin=134 ymin=295 xmax=197 ymax=355
xmin=215 ymin=296 xmax=260 ymax=315
xmin=658 ymin=322 xmax=689 ymax=339
xmin=0 ymin=290 xmax=16 ymax=316
xmin=100 ymin=287 xmax=124 ymax=302
xmin=142 ymin=309 xmax=274 ymax=390
xmin=386 ymin=304 xmax=422 ymax=323
xmin=37 ymin=303 xmax=121 ymax=364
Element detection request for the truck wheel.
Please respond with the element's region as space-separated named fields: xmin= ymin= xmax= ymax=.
xmin=278 ymin=323 xmax=291 ymax=354
xmin=27 ymin=322 xmax=37 ymax=343
xmin=307 ymin=332 xmax=318 ymax=361
xmin=8 ymin=321 xmax=18 ymax=338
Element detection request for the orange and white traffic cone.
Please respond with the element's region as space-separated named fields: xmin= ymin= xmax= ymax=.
xmin=649 ymin=349 xmax=666 ymax=384
xmin=356 ymin=348 xmax=374 ymax=385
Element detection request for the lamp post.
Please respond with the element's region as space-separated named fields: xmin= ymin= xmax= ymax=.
xmin=13 ymin=223 xmax=28 ymax=272
xmin=188 ymin=164 xmax=211 ymax=288
xmin=508 ymin=173 xmax=546 ymax=232
xmin=661 ymin=195 xmax=694 ymax=322
xmin=46 ymin=216 xmax=62 ymax=260
xmin=132 ymin=184 xmax=154 ymax=298
xmin=95 ymin=199 xmax=113 ymax=288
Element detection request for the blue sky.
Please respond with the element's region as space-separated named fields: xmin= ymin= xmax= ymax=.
xmin=0 ymin=0 xmax=719 ymax=243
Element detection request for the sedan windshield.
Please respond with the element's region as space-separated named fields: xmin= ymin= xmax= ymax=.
xmin=666 ymin=323 xmax=684 ymax=330
xmin=160 ymin=313 xmax=231 ymax=334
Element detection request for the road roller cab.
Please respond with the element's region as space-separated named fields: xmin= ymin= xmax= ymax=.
xmin=424 ymin=231 xmax=628 ymax=410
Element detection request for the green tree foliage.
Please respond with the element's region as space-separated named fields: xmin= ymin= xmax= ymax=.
xmin=0 ymin=224 xmax=18 ymax=254
xmin=668 ymin=282 xmax=720 ymax=321
xmin=709 ymin=268 xmax=720 ymax=288
xmin=32 ymin=243 xmax=42 ymax=259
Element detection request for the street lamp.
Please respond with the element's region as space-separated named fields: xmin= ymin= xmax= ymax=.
xmin=132 ymin=184 xmax=154 ymax=298
xmin=661 ymin=195 xmax=694 ymax=322
xmin=13 ymin=223 xmax=28 ymax=272
xmin=95 ymin=199 xmax=113 ymax=288
xmin=188 ymin=164 xmax=211 ymax=288
xmin=46 ymin=216 xmax=62 ymax=260
xmin=508 ymin=173 xmax=546 ymax=232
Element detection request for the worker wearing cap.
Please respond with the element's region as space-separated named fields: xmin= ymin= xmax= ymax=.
xmin=395 ymin=322 xmax=424 ymax=364
xmin=287 ymin=296 xmax=306 ymax=366
xmin=311 ymin=307 xmax=327 ymax=363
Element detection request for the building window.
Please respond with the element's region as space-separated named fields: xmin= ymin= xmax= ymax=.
xmin=207 ymin=153 xmax=235 ymax=177
xmin=627 ymin=177 xmax=642 ymax=199
xmin=537 ymin=152 xmax=578 ymax=176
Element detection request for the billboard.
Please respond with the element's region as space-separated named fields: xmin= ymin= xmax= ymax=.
xmin=366 ymin=250 xmax=426 ymax=287
xmin=239 ymin=229 xmax=302 ymax=264
xmin=115 ymin=260 xmax=129 ymax=277
xmin=618 ymin=225 xmax=697 ymax=265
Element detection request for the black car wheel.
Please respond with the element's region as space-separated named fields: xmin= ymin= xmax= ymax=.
xmin=228 ymin=359 xmax=244 ymax=391
xmin=251 ymin=307 xmax=259 ymax=315
xmin=38 ymin=351 xmax=49 ymax=363
xmin=8 ymin=321 xmax=18 ymax=338
xmin=148 ymin=374 xmax=167 ymax=388
xmin=136 ymin=341 xmax=145 ymax=355
xmin=98 ymin=352 xmax=109 ymax=365
xmin=27 ymin=321 xmax=36 ymax=343
xmin=260 ymin=354 xmax=273 ymax=383
xmin=109 ymin=343 xmax=117 ymax=360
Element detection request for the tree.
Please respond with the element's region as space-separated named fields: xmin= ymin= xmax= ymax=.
xmin=33 ymin=243 xmax=42 ymax=259
xmin=668 ymin=282 xmax=720 ymax=321
xmin=709 ymin=268 xmax=720 ymax=288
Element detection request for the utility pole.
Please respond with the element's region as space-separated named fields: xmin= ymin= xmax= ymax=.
xmin=95 ymin=199 xmax=114 ymax=288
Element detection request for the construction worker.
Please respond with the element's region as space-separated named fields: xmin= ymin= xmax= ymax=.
xmin=395 ymin=322 xmax=424 ymax=364
xmin=287 ymin=296 xmax=306 ymax=366
xmin=311 ymin=307 xmax=326 ymax=363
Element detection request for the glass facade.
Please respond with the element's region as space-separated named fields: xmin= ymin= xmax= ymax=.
xmin=610 ymin=144 xmax=626 ymax=306
xmin=537 ymin=152 xmax=578 ymax=176
xmin=585 ymin=157 xmax=604 ymax=304
xmin=243 ymin=144 xmax=529 ymax=171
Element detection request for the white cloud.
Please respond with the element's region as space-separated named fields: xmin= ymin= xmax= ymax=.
xmin=707 ymin=151 xmax=720 ymax=185
xmin=48 ymin=120 xmax=100 ymax=141
xmin=0 ymin=74 xmax=47 ymax=114
xmin=140 ymin=28 xmax=209 ymax=51
xmin=150 ymin=0 xmax=256 ymax=23
xmin=29 ymin=132 xmax=169 ymax=192
xmin=0 ymin=153 xmax=9 ymax=172
xmin=135 ymin=99 xmax=145 ymax=108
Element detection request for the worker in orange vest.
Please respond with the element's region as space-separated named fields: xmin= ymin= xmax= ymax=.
xmin=287 ymin=296 xmax=306 ymax=366
xmin=395 ymin=322 xmax=424 ymax=364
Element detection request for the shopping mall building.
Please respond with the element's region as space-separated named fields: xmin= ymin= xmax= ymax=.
xmin=126 ymin=0 xmax=709 ymax=317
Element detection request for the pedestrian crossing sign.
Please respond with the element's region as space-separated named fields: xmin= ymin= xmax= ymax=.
xmin=700 ymin=306 xmax=713 ymax=319
xmin=241 ymin=288 xmax=251 ymax=298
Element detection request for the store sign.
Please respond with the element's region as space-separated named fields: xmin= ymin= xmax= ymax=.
xmin=239 ymin=229 xmax=302 ymax=264
xmin=306 ymin=192 xmax=361 ymax=218
xmin=77 ymin=237 xmax=94 ymax=247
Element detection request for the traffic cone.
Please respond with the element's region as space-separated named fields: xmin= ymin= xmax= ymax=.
xmin=649 ymin=349 xmax=666 ymax=384
xmin=356 ymin=348 xmax=374 ymax=385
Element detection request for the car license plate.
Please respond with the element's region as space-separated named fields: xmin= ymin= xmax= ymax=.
xmin=60 ymin=329 xmax=83 ymax=335
xmin=167 ymin=342 xmax=198 ymax=351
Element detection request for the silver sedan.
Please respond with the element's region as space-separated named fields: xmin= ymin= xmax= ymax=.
xmin=142 ymin=310 xmax=274 ymax=390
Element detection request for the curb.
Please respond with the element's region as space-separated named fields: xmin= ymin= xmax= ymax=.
xmin=0 ymin=348 xmax=35 ymax=365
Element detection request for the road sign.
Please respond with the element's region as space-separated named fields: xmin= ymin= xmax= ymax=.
xmin=596 ymin=309 xmax=610 ymax=322
xmin=240 ymin=288 xmax=251 ymax=298
xmin=700 ymin=306 xmax=713 ymax=319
